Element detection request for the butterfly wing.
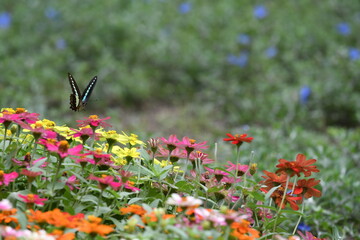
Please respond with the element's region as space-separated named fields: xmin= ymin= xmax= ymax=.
xmin=80 ymin=76 xmax=97 ymax=108
xmin=68 ymin=73 xmax=82 ymax=111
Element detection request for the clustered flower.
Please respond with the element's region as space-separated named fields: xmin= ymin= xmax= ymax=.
xmin=0 ymin=108 xmax=326 ymax=239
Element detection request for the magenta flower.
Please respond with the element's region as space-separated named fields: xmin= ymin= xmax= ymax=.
xmin=66 ymin=175 xmax=80 ymax=190
xmin=204 ymin=167 xmax=229 ymax=182
xmin=85 ymin=149 xmax=112 ymax=165
xmin=20 ymin=169 xmax=42 ymax=183
xmin=71 ymin=127 xmax=99 ymax=143
xmin=0 ymin=171 xmax=18 ymax=186
xmin=12 ymin=153 xmax=47 ymax=168
xmin=157 ymin=147 xmax=186 ymax=163
xmin=0 ymin=108 xmax=39 ymax=126
xmin=76 ymin=115 xmax=111 ymax=129
xmin=89 ymin=174 xmax=121 ymax=190
xmin=189 ymin=151 xmax=214 ymax=164
xmin=160 ymin=134 xmax=180 ymax=152
xmin=45 ymin=140 xmax=83 ymax=159
xmin=224 ymin=161 xmax=250 ymax=176
xmin=72 ymin=155 xmax=95 ymax=167
xmin=18 ymin=194 xmax=47 ymax=207
xmin=121 ymin=180 xmax=140 ymax=192
xmin=14 ymin=109 xmax=39 ymax=124
xmin=177 ymin=137 xmax=208 ymax=155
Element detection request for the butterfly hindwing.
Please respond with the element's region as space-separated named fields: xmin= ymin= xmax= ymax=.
xmin=68 ymin=73 xmax=97 ymax=111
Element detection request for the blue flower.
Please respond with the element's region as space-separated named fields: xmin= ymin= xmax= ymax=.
xmin=178 ymin=2 xmax=191 ymax=14
xmin=265 ymin=46 xmax=277 ymax=58
xmin=237 ymin=34 xmax=251 ymax=45
xmin=299 ymin=85 xmax=311 ymax=105
xmin=336 ymin=22 xmax=351 ymax=35
xmin=349 ymin=47 xmax=360 ymax=61
xmin=297 ymin=222 xmax=311 ymax=232
xmin=227 ymin=52 xmax=249 ymax=67
xmin=0 ymin=12 xmax=11 ymax=29
xmin=253 ymin=5 xmax=268 ymax=19
xmin=56 ymin=38 xmax=66 ymax=49
xmin=45 ymin=7 xmax=59 ymax=20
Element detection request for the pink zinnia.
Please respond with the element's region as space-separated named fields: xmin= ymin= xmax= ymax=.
xmin=0 ymin=171 xmax=18 ymax=186
xmin=76 ymin=115 xmax=111 ymax=129
xmin=157 ymin=147 xmax=186 ymax=163
xmin=189 ymin=151 xmax=214 ymax=164
xmin=45 ymin=140 xmax=83 ymax=159
xmin=66 ymin=175 xmax=80 ymax=190
xmin=89 ymin=174 xmax=121 ymax=190
xmin=160 ymin=134 xmax=180 ymax=152
xmin=224 ymin=161 xmax=250 ymax=176
xmin=177 ymin=137 xmax=208 ymax=155
xmin=71 ymin=127 xmax=99 ymax=143
xmin=18 ymin=194 xmax=47 ymax=206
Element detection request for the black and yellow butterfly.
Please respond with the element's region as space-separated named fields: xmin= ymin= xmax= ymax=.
xmin=68 ymin=73 xmax=98 ymax=111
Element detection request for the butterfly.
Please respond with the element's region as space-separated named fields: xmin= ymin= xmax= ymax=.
xmin=68 ymin=73 xmax=98 ymax=111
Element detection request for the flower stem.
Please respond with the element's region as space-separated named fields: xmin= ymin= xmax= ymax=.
xmin=272 ymin=174 xmax=290 ymax=234
xmin=292 ymin=197 xmax=305 ymax=235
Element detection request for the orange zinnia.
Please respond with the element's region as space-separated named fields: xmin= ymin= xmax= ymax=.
xmin=120 ymin=204 xmax=147 ymax=216
xmin=231 ymin=219 xmax=260 ymax=240
xmin=77 ymin=215 xmax=114 ymax=237
xmin=0 ymin=208 xmax=18 ymax=225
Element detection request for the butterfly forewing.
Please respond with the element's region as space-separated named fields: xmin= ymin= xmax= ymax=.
xmin=68 ymin=73 xmax=98 ymax=111
xmin=81 ymin=76 xmax=97 ymax=105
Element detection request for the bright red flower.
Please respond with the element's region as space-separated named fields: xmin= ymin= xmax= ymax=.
xmin=262 ymin=187 xmax=302 ymax=211
xmin=223 ymin=133 xmax=253 ymax=146
xmin=276 ymin=154 xmax=319 ymax=177
xmin=290 ymin=178 xmax=322 ymax=199
xmin=260 ymin=170 xmax=288 ymax=191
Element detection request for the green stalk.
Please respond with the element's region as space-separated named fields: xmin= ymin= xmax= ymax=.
xmin=292 ymin=197 xmax=305 ymax=235
xmin=272 ymin=174 xmax=290 ymax=234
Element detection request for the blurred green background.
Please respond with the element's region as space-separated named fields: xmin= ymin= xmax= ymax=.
xmin=1 ymin=0 xmax=360 ymax=238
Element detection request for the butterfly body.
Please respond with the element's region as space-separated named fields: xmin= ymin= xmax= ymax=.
xmin=68 ymin=73 xmax=97 ymax=111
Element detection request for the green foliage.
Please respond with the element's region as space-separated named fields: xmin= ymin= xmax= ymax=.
xmin=1 ymin=1 xmax=360 ymax=128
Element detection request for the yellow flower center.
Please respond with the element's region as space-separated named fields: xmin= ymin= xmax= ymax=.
xmin=189 ymin=139 xmax=196 ymax=144
xmin=35 ymin=122 xmax=43 ymax=128
xmin=89 ymin=115 xmax=99 ymax=120
xmin=15 ymin=108 xmax=26 ymax=113
xmin=27 ymin=194 xmax=35 ymax=201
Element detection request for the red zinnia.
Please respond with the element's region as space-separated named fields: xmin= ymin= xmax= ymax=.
xmin=223 ymin=133 xmax=253 ymax=146
xmin=276 ymin=154 xmax=319 ymax=177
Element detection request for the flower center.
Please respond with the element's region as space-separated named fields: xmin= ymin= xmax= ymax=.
xmin=58 ymin=140 xmax=69 ymax=153
xmin=89 ymin=115 xmax=99 ymax=120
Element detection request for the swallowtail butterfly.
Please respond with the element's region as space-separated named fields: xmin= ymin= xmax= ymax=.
xmin=68 ymin=73 xmax=98 ymax=111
